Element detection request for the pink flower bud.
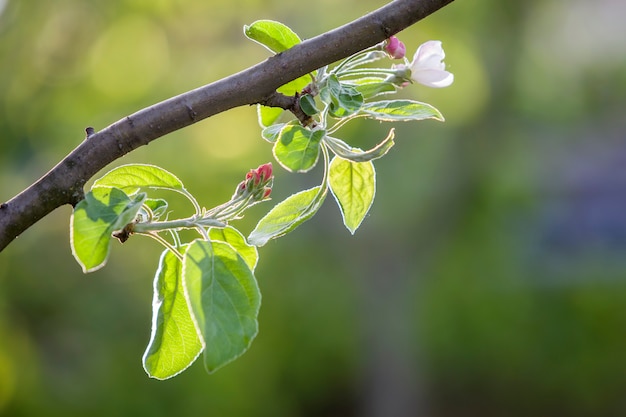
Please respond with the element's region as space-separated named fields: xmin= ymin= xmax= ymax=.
xmin=262 ymin=187 xmax=272 ymax=199
xmin=384 ymin=36 xmax=406 ymax=60
xmin=245 ymin=170 xmax=256 ymax=184
xmin=255 ymin=163 xmax=273 ymax=185
xmin=245 ymin=163 xmax=273 ymax=187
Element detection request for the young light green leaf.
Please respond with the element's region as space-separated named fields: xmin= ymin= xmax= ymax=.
xmin=324 ymin=128 xmax=395 ymax=162
xmin=183 ymin=240 xmax=261 ymax=373
xmin=93 ymin=164 xmax=186 ymax=195
xmin=143 ymin=247 xmax=203 ymax=380
xmin=261 ymin=123 xmax=286 ymax=143
xmin=243 ymin=20 xmax=301 ymax=54
xmin=248 ymin=185 xmax=327 ymax=246
xmin=70 ymin=187 xmax=145 ymax=273
xmin=209 ymin=226 xmax=258 ymax=272
xmin=328 ymin=156 xmax=376 ymax=234
xmin=245 ymin=21 xmax=315 ymax=127
xmin=93 ymin=164 xmax=200 ymax=213
xmin=143 ymin=198 xmax=168 ymax=218
xmin=273 ymin=125 xmax=325 ymax=172
xmin=258 ymin=105 xmax=284 ymax=128
xmin=360 ymin=100 xmax=444 ymax=122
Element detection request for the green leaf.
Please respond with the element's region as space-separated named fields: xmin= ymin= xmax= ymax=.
xmin=360 ymin=99 xmax=444 ymax=122
xmin=244 ymin=21 xmax=315 ymax=127
xmin=320 ymin=75 xmax=363 ymax=118
xmin=93 ymin=164 xmax=186 ymax=195
xmin=70 ymin=187 xmax=145 ymax=273
xmin=273 ymin=124 xmax=324 ymax=172
xmin=143 ymin=247 xmax=203 ymax=380
xmin=346 ymin=77 xmax=397 ymax=99
xmin=248 ymin=185 xmax=327 ymax=246
xmin=258 ymin=105 xmax=284 ymax=128
xmin=328 ymin=156 xmax=376 ymax=234
xmin=261 ymin=123 xmax=286 ymax=143
xmin=299 ymin=94 xmax=319 ymax=116
xmin=209 ymin=226 xmax=258 ymax=272
xmin=243 ymin=20 xmax=301 ymax=54
xmin=183 ymin=240 xmax=261 ymax=373
xmin=146 ymin=198 xmax=168 ymax=217
xmin=324 ymin=128 xmax=395 ymax=162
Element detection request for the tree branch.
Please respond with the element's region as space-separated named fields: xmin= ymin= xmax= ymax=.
xmin=0 ymin=0 xmax=454 ymax=252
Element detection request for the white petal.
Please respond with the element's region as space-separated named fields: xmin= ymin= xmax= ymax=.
xmin=411 ymin=40 xmax=445 ymax=71
xmin=411 ymin=69 xmax=454 ymax=88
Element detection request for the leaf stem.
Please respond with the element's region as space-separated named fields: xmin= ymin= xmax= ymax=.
xmin=327 ymin=114 xmax=364 ymax=134
xmin=139 ymin=232 xmax=184 ymax=261
xmin=331 ymin=46 xmax=382 ymax=74
xmin=181 ymin=189 xmax=202 ymax=216
xmin=337 ymin=68 xmax=397 ymax=78
xmin=133 ymin=216 xmax=225 ymax=234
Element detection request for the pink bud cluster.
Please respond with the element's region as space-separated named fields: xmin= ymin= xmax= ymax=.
xmin=235 ymin=162 xmax=273 ymax=200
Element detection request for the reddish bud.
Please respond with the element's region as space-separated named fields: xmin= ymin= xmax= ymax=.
xmin=255 ymin=163 xmax=273 ymax=184
xmin=384 ymin=36 xmax=406 ymax=60
xmin=244 ymin=163 xmax=273 ymax=187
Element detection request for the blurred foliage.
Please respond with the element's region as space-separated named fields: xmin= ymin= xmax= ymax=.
xmin=2 ymin=0 xmax=626 ymax=416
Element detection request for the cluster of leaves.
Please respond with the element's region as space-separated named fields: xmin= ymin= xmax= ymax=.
xmin=245 ymin=20 xmax=444 ymax=240
xmin=70 ymin=20 xmax=447 ymax=379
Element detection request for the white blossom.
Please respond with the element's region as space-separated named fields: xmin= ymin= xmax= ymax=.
xmin=409 ymin=40 xmax=453 ymax=88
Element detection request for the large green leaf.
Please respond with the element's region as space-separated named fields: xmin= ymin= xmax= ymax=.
xmin=273 ymin=124 xmax=324 ymax=172
xmin=93 ymin=164 xmax=185 ymax=195
xmin=209 ymin=226 xmax=258 ymax=271
xmin=248 ymin=186 xmax=327 ymax=246
xmin=360 ymin=100 xmax=444 ymax=122
xmin=183 ymin=240 xmax=261 ymax=373
xmin=70 ymin=187 xmax=145 ymax=273
xmin=143 ymin=247 xmax=203 ymax=380
xmin=243 ymin=20 xmax=301 ymax=54
xmin=328 ymin=156 xmax=376 ymax=234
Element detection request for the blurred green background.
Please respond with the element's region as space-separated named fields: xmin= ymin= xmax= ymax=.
xmin=2 ymin=0 xmax=626 ymax=416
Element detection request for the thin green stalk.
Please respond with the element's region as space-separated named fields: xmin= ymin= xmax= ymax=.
xmin=181 ymin=189 xmax=202 ymax=216
xmin=139 ymin=231 xmax=184 ymax=261
xmin=331 ymin=45 xmax=381 ymax=74
xmin=327 ymin=114 xmax=365 ymax=134
xmin=133 ymin=216 xmax=224 ymax=234
xmin=336 ymin=68 xmax=396 ymax=78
